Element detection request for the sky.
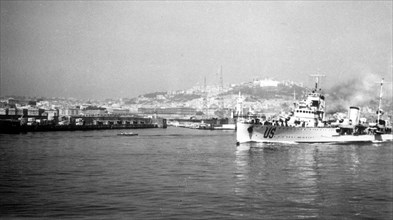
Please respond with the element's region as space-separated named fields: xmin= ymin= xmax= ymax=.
xmin=1 ymin=1 xmax=392 ymax=99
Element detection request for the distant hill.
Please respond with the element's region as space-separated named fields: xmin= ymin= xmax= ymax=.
xmin=130 ymin=80 xmax=392 ymax=118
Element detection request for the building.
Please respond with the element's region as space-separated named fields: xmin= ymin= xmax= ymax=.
xmin=82 ymin=106 xmax=106 ymax=115
xmin=7 ymin=98 xmax=18 ymax=106
xmin=46 ymin=109 xmax=59 ymax=121
xmin=253 ymin=78 xmax=280 ymax=87
xmin=59 ymin=108 xmax=81 ymax=116
xmin=138 ymin=107 xmax=197 ymax=118
xmin=107 ymin=108 xmax=130 ymax=114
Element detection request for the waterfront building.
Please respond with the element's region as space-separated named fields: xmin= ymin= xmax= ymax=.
xmin=7 ymin=98 xmax=18 ymax=105
xmin=138 ymin=107 xmax=196 ymax=115
xmin=45 ymin=109 xmax=59 ymax=121
xmin=8 ymin=108 xmax=17 ymax=115
xmin=82 ymin=106 xmax=106 ymax=115
xmin=26 ymin=107 xmax=39 ymax=116
xmin=107 ymin=108 xmax=130 ymax=114
xmin=138 ymin=107 xmax=197 ymax=119
xmin=59 ymin=108 xmax=81 ymax=116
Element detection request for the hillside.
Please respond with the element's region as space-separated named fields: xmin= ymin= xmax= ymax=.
xmin=127 ymin=79 xmax=392 ymax=118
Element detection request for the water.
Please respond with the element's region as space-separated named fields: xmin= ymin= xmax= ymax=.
xmin=1 ymin=127 xmax=392 ymax=219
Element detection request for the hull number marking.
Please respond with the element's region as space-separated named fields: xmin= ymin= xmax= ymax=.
xmin=264 ymin=127 xmax=276 ymax=138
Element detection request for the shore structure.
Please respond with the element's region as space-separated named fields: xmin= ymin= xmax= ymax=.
xmin=0 ymin=115 xmax=166 ymax=134
xmin=166 ymin=118 xmax=235 ymax=130
xmin=236 ymin=76 xmax=392 ymax=144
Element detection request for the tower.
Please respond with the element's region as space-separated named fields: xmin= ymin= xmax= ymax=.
xmin=203 ymin=76 xmax=208 ymax=118
xmin=218 ymin=65 xmax=224 ymax=110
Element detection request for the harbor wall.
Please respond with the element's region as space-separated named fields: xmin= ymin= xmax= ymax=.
xmin=0 ymin=116 xmax=167 ymax=133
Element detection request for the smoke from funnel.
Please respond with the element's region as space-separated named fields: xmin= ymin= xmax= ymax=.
xmin=326 ymin=73 xmax=392 ymax=114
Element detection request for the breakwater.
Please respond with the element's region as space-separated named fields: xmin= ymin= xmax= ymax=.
xmin=23 ymin=123 xmax=157 ymax=132
xmin=0 ymin=123 xmax=157 ymax=134
xmin=0 ymin=117 xmax=166 ymax=134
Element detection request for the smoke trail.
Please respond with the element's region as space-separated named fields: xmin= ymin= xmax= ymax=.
xmin=326 ymin=73 xmax=392 ymax=114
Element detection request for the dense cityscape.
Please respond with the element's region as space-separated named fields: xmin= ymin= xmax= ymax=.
xmin=1 ymin=77 xmax=391 ymax=129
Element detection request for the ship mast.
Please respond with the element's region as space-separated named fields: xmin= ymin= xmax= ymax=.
xmin=375 ymin=78 xmax=391 ymax=123
xmin=309 ymin=74 xmax=326 ymax=91
xmin=377 ymin=78 xmax=384 ymax=122
xmin=309 ymin=74 xmax=326 ymax=122
xmin=236 ymin=91 xmax=243 ymax=117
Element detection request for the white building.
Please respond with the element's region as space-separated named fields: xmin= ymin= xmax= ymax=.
xmin=253 ymin=78 xmax=280 ymax=87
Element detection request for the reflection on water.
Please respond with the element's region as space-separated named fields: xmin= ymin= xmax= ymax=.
xmin=234 ymin=144 xmax=250 ymax=195
xmin=1 ymin=128 xmax=392 ymax=219
xmin=234 ymin=143 xmax=320 ymax=218
xmin=234 ymin=142 xmax=393 ymax=219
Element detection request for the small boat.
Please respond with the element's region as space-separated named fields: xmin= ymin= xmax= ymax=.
xmin=236 ymin=76 xmax=392 ymax=144
xmin=213 ymin=124 xmax=236 ymax=130
xmin=117 ymin=132 xmax=138 ymax=136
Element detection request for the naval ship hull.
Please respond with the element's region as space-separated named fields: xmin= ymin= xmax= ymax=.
xmin=236 ymin=122 xmax=393 ymax=144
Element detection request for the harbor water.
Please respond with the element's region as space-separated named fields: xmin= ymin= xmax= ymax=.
xmin=1 ymin=127 xmax=392 ymax=219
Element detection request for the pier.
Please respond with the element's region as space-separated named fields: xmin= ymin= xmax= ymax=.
xmin=0 ymin=115 xmax=167 ymax=134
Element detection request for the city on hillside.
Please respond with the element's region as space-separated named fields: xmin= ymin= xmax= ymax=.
xmin=0 ymin=78 xmax=392 ymax=127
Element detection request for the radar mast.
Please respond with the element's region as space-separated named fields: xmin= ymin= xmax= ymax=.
xmin=309 ymin=74 xmax=326 ymax=91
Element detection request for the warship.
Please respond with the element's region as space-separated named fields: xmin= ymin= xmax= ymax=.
xmin=236 ymin=76 xmax=392 ymax=144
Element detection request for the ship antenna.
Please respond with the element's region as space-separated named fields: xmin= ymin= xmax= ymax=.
xmin=309 ymin=74 xmax=326 ymax=91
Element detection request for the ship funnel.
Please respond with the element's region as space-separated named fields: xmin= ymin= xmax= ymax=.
xmin=348 ymin=106 xmax=360 ymax=125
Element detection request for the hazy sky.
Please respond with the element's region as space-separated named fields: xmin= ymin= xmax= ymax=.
xmin=1 ymin=1 xmax=392 ymax=99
